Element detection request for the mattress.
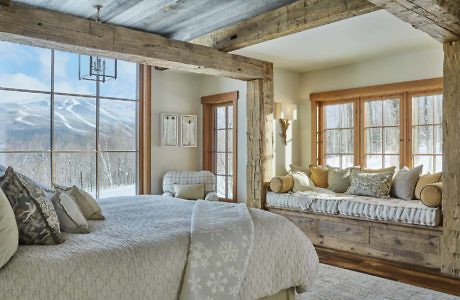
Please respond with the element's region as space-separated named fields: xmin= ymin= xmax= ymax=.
xmin=338 ymin=195 xmax=441 ymax=227
xmin=0 ymin=196 xmax=319 ymax=300
xmin=266 ymin=190 xmax=341 ymax=215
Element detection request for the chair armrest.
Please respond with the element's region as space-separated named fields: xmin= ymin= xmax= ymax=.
xmin=162 ymin=192 xmax=174 ymax=198
xmin=205 ymin=192 xmax=219 ymax=201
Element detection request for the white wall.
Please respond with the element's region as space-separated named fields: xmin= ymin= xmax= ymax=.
xmin=273 ymin=68 xmax=302 ymax=176
xmin=299 ymin=47 xmax=444 ymax=166
xmin=200 ymin=75 xmax=248 ymax=202
xmin=150 ymin=70 xmax=203 ymax=194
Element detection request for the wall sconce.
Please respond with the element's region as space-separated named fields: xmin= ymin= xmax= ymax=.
xmin=274 ymin=102 xmax=297 ymax=145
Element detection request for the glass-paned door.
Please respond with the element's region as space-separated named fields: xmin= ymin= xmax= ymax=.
xmin=412 ymin=93 xmax=443 ymax=173
xmin=363 ymin=97 xmax=401 ymax=169
xmin=214 ymin=105 xmax=234 ymax=200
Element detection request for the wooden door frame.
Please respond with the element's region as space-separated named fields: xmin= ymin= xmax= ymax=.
xmin=201 ymin=91 xmax=239 ymax=202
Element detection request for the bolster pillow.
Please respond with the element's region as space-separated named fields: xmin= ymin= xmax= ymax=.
xmin=420 ymin=182 xmax=443 ymax=208
xmin=270 ymin=175 xmax=294 ymax=193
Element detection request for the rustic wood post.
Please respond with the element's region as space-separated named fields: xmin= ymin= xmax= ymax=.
xmin=246 ymin=62 xmax=274 ymax=208
xmin=441 ymin=40 xmax=460 ymax=277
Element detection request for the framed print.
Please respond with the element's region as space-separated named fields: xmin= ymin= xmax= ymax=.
xmin=161 ymin=113 xmax=178 ymax=146
xmin=181 ymin=114 xmax=197 ymax=147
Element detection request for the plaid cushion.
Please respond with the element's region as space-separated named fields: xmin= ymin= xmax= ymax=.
xmin=163 ymin=171 xmax=216 ymax=195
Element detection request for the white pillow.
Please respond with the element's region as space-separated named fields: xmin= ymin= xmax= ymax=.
xmin=0 ymin=188 xmax=18 ymax=268
xmin=51 ymin=191 xmax=89 ymax=234
xmin=291 ymin=171 xmax=315 ymax=192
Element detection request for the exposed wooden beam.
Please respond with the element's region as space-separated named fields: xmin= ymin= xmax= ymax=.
xmin=442 ymin=40 xmax=460 ymax=277
xmin=367 ymin=0 xmax=460 ymax=42
xmin=190 ymin=0 xmax=379 ymax=52
xmin=246 ymin=62 xmax=274 ymax=208
xmin=0 ymin=4 xmax=265 ymax=80
xmin=0 ymin=0 xmax=10 ymax=6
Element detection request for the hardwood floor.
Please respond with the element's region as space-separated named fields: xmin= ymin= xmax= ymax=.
xmin=316 ymin=246 xmax=460 ymax=296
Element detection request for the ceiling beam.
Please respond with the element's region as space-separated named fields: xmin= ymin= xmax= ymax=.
xmin=367 ymin=0 xmax=460 ymax=42
xmin=190 ymin=0 xmax=379 ymax=52
xmin=0 ymin=4 xmax=266 ymax=80
xmin=0 ymin=0 xmax=10 ymax=6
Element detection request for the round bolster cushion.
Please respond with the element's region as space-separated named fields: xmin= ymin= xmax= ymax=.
xmin=420 ymin=182 xmax=443 ymax=208
xmin=270 ymin=175 xmax=294 ymax=193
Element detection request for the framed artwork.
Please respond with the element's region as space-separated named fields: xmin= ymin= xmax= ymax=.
xmin=161 ymin=113 xmax=178 ymax=147
xmin=181 ymin=114 xmax=198 ymax=147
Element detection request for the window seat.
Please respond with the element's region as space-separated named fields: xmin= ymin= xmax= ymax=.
xmin=266 ymin=191 xmax=441 ymax=227
xmin=263 ymin=186 xmax=443 ymax=270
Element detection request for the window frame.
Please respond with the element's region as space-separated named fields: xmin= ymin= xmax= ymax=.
xmin=311 ymin=78 xmax=443 ymax=170
xmin=0 ymin=45 xmax=141 ymax=198
xmin=202 ymin=91 xmax=238 ymax=202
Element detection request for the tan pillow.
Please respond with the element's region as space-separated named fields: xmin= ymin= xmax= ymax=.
xmin=361 ymin=166 xmax=396 ymax=174
xmin=309 ymin=166 xmax=328 ymax=188
xmin=56 ymin=185 xmax=104 ymax=220
xmin=174 ymin=184 xmax=204 ymax=200
xmin=421 ymin=182 xmax=443 ymax=208
xmin=0 ymin=188 xmax=18 ymax=268
xmin=289 ymin=164 xmax=311 ymax=176
xmin=270 ymin=175 xmax=294 ymax=193
xmin=415 ymin=172 xmax=442 ymax=200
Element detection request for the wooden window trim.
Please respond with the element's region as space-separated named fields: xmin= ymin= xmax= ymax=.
xmin=138 ymin=64 xmax=152 ymax=195
xmin=201 ymin=91 xmax=238 ymax=202
xmin=311 ymin=78 xmax=443 ymax=168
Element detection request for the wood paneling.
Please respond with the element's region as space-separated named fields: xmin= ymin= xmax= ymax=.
xmin=441 ymin=40 xmax=460 ymax=277
xmin=267 ymin=207 xmax=443 ymax=269
xmin=317 ymin=247 xmax=460 ymax=296
xmin=0 ymin=3 xmax=266 ymax=81
xmin=191 ymin=0 xmax=378 ymax=52
xmin=138 ymin=65 xmax=152 ymax=195
xmin=247 ymin=62 xmax=274 ymax=208
xmin=367 ymin=0 xmax=460 ymax=43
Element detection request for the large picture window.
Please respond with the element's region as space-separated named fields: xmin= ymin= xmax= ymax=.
xmin=0 ymin=41 xmax=139 ymax=198
xmin=311 ymin=79 xmax=442 ymax=173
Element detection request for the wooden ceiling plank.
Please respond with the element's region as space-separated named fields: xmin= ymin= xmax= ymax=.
xmin=0 ymin=0 xmax=10 ymax=6
xmin=190 ymin=0 xmax=379 ymax=52
xmin=367 ymin=0 xmax=460 ymax=42
xmin=0 ymin=3 xmax=266 ymax=80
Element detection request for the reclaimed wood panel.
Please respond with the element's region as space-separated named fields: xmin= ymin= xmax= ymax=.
xmin=441 ymin=40 xmax=460 ymax=277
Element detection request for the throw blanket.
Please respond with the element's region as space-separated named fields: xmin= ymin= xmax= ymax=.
xmin=181 ymin=200 xmax=254 ymax=300
xmin=0 ymin=196 xmax=318 ymax=299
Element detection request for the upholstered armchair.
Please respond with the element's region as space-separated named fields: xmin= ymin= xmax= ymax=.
xmin=162 ymin=170 xmax=219 ymax=201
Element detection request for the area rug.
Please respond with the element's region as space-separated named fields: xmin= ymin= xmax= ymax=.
xmin=299 ymin=264 xmax=458 ymax=300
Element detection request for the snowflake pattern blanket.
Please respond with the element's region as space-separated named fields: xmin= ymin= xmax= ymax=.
xmin=180 ymin=200 xmax=254 ymax=300
xmin=0 ymin=196 xmax=318 ymax=300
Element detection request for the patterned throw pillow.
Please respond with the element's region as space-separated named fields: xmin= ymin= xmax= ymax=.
xmin=55 ymin=185 xmax=104 ymax=220
xmin=0 ymin=167 xmax=63 ymax=245
xmin=51 ymin=191 xmax=89 ymax=234
xmin=346 ymin=172 xmax=393 ymax=198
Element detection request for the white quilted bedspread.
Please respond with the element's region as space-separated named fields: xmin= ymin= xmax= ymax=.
xmin=0 ymin=196 xmax=319 ymax=300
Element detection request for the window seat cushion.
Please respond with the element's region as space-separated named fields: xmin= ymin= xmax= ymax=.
xmin=266 ymin=190 xmax=340 ymax=215
xmin=338 ymin=195 xmax=441 ymax=227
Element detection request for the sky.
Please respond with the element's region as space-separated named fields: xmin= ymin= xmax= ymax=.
xmin=0 ymin=40 xmax=138 ymax=101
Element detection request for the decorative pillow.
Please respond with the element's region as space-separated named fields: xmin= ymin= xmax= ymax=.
xmin=415 ymin=172 xmax=442 ymax=200
xmin=291 ymin=171 xmax=315 ymax=192
xmin=289 ymin=164 xmax=311 ymax=176
xmin=421 ymin=182 xmax=443 ymax=208
xmin=390 ymin=165 xmax=423 ymax=200
xmin=346 ymin=172 xmax=393 ymax=198
xmin=174 ymin=183 xmax=205 ymax=200
xmin=0 ymin=164 xmax=6 ymax=177
xmin=361 ymin=166 xmax=396 ymax=174
xmin=0 ymin=188 xmax=18 ymax=268
xmin=270 ymin=175 xmax=294 ymax=193
xmin=51 ymin=191 xmax=89 ymax=234
xmin=0 ymin=167 xmax=63 ymax=245
xmin=327 ymin=166 xmax=359 ymax=193
xmin=56 ymin=185 xmax=104 ymax=220
xmin=309 ymin=166 xmax=328 ymax=188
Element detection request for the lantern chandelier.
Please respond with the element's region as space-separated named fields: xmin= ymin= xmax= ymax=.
xmin=78 ymin=1 xmax=117 ymax=83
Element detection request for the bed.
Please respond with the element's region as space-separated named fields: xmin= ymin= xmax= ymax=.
xmin=0 ymin=195 xmax=318 ymax=300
